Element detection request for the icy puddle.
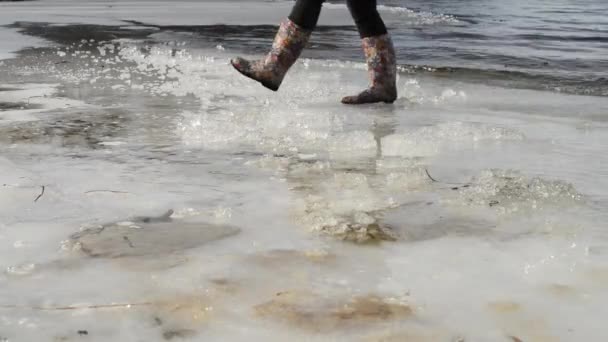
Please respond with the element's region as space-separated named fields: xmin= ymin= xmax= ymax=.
xmin=0 ymin=26 xmax=607 ymax=342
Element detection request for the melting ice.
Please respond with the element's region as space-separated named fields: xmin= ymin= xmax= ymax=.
xmin=0 ymin=1 xmax=608 ymax=341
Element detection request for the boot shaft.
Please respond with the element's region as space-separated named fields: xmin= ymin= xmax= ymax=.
xmin=361 ymin=34 xmax=397 ymax=90
xmin=341 ymin=34 xmax=398 ymax=104
xmin=264 ymin=19 xmax=312 ymax=74
xmin=231 ymin=18 xmax=311 ymax=91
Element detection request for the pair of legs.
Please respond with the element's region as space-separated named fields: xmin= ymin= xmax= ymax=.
xmin=231 ymin=0 xmax=397 ymax=104
xmin=289 ymin=0 xmax=387 ymax=37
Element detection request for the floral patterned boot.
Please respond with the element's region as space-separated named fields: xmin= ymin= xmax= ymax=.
xmin=342 ymin=34 xmax=397 ymax=104
xmin=231 ymin=19 xmax=311 ymax=91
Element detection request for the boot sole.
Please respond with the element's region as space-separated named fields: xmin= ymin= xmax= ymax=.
xmin=231 ymin=61 xmax=279 ymax=92
xmin=341 ymin=96 xmax=397 ymax=105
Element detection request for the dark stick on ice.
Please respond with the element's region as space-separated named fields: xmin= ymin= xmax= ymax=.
xmin=123 ymin=236 xmax=135 ymax=248
xmin=425 ymin=168 xmax=474 ymax=189
xmin=34 ymin=186 xmax=45 ymax=202
xmin=424 ymin=168 xmax=439 ymax=182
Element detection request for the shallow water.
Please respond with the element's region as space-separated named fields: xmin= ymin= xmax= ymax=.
xmin=0 ymin=1 xmax=607 ymax=341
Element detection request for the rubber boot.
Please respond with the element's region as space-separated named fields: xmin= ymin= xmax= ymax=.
xmin=342 ymin=34 xmax=397 ymax=104
xmin=231 ymin=19 xmax=311 ymax=91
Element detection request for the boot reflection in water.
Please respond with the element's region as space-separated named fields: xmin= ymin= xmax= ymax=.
xmin=231 ymin=0 xmax=397 ymax=105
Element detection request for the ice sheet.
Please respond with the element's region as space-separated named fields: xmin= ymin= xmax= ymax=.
xmin=0 ymin=2 xmax=607 ymax=341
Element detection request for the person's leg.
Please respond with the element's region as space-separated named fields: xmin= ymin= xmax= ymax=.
xmin=288 ymin=0 xmax=325 ymax=31
xmin=346 ymin=0 xmax=387 ymax=38
xmin=231 ymin=0 xmax=325 ymax=91
xmin=342 ymin=0 xmax=397 ymax=104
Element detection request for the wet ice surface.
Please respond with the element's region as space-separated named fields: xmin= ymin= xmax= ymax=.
xmin=1 ymin=6 xmax=608 ymax=342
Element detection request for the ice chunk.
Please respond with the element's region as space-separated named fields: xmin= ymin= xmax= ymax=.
xmin=447 ymin=169 xmax=583 ymax=214
xmin=70 ymin=211 xmax=240 ymax=258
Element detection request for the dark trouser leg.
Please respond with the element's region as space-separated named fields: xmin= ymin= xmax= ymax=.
xmin=346 ymin=0 xmax=387 ymax=38
xmin=288 ymin=0 xmax=326 ymax=31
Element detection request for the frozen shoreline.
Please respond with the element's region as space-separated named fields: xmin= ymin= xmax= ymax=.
xmin=1 ymin=1 xmax=607 ymax=341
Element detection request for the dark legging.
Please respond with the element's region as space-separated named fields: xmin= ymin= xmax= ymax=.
xmin=288 ymin=0 xmax=388 ymax=37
